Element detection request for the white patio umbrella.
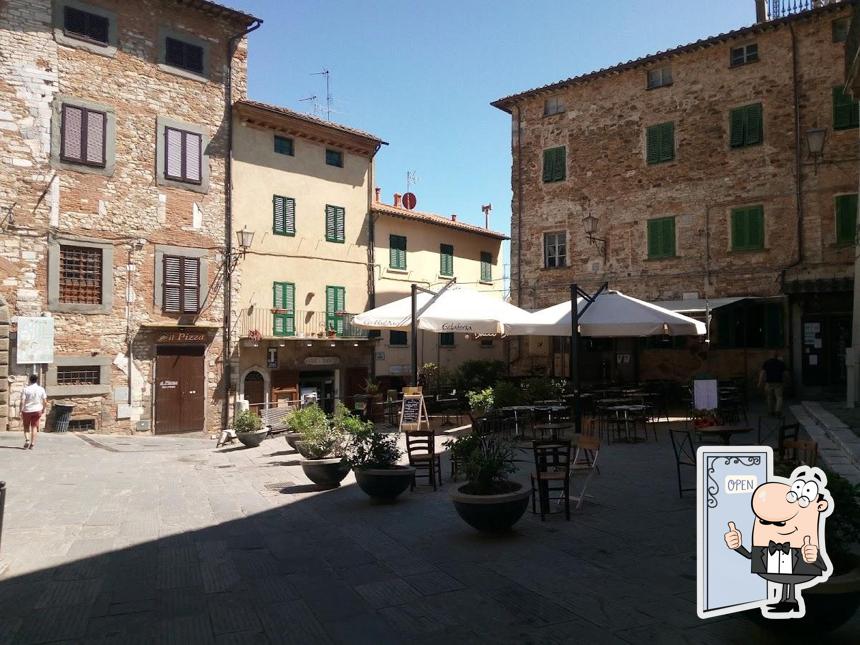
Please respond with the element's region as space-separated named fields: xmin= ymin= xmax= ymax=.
xmin=353 ymin=286 xmax=532 ymax=335
xmin=506 ymin=290 xmax=706 ymax=337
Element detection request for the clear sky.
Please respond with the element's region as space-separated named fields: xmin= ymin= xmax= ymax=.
xmin=229 ymin=0 xmax=756 ymax=281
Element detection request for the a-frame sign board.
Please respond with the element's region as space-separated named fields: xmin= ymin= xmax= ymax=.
xmin=399 ymin=392 xmax=430 ymax=433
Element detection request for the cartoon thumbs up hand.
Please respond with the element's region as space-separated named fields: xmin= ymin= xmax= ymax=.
xmin=724 ymin=521 xmax=742 ymax=550
xmin=802 ymin=535 xmax=818 ymax=564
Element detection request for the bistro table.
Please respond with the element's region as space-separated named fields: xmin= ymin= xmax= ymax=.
xmin=694 ymin=425 xmax=753 ymax=445
xmin=435 ymin=396 xmax=460 ymax=427
xmin=533 ymin=422 xmax=573 ymax=440
xmin=500 ymin=406 xmax=534 ymax=438
xmin=606 ymin=404 xmax=649 ymax=442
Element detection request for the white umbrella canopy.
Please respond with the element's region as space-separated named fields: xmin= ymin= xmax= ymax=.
xmin=353 ymin=286 xmax=532 ymax=335
xmin=506 ymin=290 xmax=706 ymax=337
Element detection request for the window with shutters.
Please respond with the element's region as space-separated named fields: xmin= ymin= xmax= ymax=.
xmin=647 ymin=217 xmax=676 ymax=259
xmin=544 ymin=232 xmax=566 ymax=268
xmin=164 ymin=36 xmax=204 ymax=74
xmin=325 ymin=286 xmax=346 ymax=336
xmin=164 ymin=126 xmax=202 ymax=184
xmin=730 ymin=43 xmax=758 ymax=67
xmin=729 ymin=103 xmax=763 ymax=148
xmin=440 ymin=244 xmax=454 ymax=277
xmin=389 ymin=235 xmax=407 ymax=270
xmin=835 ymin=194 xmax=858 ymax=246
xmin=439 ymin=333 xmax=455 ymax=347
xmin=326 ymin=148 xmax=344 ymax=167
xmin=646 ymin=122 xmax=674 ymax=164
xmin=647 ymin=66 xmax=672 ymax=89
xmin=60 ymin=104 xmax=106 ymax=167
xmin=273 ymin=195 xmax=296 ymax=236
xmin=162 ymin=255 xmax=200 ymax=314
xmin=833 ymin=87 xmax=860 ymax=130
xmin=325 ymin=205 xmax=346 ymax=243
xmin=63 ymin=5 xmax=109 ymax=45
xmin=543 ymin=96 xmax=565 ymax=116
xmin=542 ymin=146 xmax=566 ymax=183
xmin=274 ymin=135 xmax=294 ymax=156
xmin=715 ymin=303 xmax=783 ymax=349
xmin=59 ymin=245 xmax=103 ymax=304
xmin=390 ymin=330 xmax=407 ymax=346
xmin=480 ymin=252 xmax=492 ymax=282
xmin=272 ymin=281 xmax=295 ymax=337
xmin=832 ymin=18 xmax=849 ymax=43
xmin=731 ymin=206 xmax=765 ymax=251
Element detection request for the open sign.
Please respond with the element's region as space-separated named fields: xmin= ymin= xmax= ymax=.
xmin=724 ymin=475 xmax=757 ymax=494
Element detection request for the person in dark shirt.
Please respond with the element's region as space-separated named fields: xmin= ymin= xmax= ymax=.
xmin=759 ymin=352 xmax=788 ymax=416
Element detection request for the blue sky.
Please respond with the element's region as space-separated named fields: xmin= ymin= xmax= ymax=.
xmin=230 ymin=0 xmax=755 ymax=278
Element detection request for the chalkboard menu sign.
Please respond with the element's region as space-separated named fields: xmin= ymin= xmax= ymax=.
xmin=399 ymin=394 xmax=429 ymax=432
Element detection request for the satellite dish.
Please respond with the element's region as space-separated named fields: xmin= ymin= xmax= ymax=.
xmin=402 ymin=192 xmax=417 ymax=210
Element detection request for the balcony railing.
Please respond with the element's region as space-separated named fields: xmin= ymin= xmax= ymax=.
xmin=765 ymin=0 xmax=840 ymax=20
xmin=237 ymin=307 xmax=369 ymax=339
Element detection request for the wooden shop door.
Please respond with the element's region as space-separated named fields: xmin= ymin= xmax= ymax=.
xmin=155 ymin=345 xmax=205 ymax=434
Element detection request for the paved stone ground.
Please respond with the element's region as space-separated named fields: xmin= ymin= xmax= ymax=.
xmin=0 ymin=422 xmax=857 ymax=644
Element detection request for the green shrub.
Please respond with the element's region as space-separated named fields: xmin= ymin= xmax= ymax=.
xmin=453 ymin=360 xmax=506 ymax=395
xmin=467 ymin=388 xmax=494 ymax=415
xmin=346 ymin=422 xmax=402 ymax=469
xmin=492 ymin=380 xmax=526 ymax=408
xmin=234 ymin=410 xmax=262 ymax=433
xmin=447 ymin=431 xmax=516 ymax=495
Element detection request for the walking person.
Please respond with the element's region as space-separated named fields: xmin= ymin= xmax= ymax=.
xmin=759 ymin=352 xmax=788 ymax=417
xmin=19 ymin=373 xmax=47 ymax=450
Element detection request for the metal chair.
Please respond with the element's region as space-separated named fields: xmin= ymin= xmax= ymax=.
xmin=669 ymin=427 xmax=697 ymax=498
xmin=570 ymin=435 xmax=600 ymax=509
xmin=530 ymin=440 xmax=572 ymax=521
xmin=405 ymin=431 xmax=442 ymax=491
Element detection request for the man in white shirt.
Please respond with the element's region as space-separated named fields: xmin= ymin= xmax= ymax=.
xmin=19 ymin=373 xmax=47 ymax=450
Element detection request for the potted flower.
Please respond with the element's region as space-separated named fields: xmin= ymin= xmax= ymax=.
xmin=466 ymin=387 xmax=494 ymax=423
xmin=448 ymin=432 xmax=529 ymax=532
xmin=292 ymin=403 xmax=350 ymax=488
xmin=347 ymin=422 xmax=414 ymax=502
xmin=234 ymin=409 xmax=268 ymax=448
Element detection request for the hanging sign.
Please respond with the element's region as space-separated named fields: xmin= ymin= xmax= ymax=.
xmin=17 ymin=316 xmax=54 ymax=364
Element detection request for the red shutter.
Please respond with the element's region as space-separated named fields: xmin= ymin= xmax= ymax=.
xmin=85 ymin=110 xmax=106 ymax=165
xmin=62 ymin=105 xmax=83 ymax=161
xmin=184 ymin=132 xmax=202 ymax=183
xmin=165 ymin=128 xmax=182 ymax=179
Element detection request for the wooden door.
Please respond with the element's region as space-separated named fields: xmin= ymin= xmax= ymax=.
xmin=243 ymin=371 xmax=265 ymax=413
xmin=155 ymin=345 xmax=205 ymax=434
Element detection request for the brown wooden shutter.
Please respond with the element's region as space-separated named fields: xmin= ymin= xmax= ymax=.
xmin=62 ymin=105 xmax=84 ymax=162
xmin=163 ymin=255 xmax=182 ymax=313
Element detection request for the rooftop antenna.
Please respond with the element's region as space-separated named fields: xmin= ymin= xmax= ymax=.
xmin=311 ymin=69 xmax=332 ymax=121
xmin=406 ymin=170 xmax=418 ymax=194
xmin=299 ymin=95 xmax=319 ymax=117
xmin=481 ymin=203 xmax=492 ymax=229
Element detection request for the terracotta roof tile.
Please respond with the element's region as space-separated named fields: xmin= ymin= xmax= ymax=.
xmin=371 ymin=202 xmax=509 ymax=240
xmin=173 ymin=0 xmax=261 ymax=26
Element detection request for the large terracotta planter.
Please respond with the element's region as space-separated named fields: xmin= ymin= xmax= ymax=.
xmin=236 ymin=429 xmax=268 ymax=448
xmin=450 ymin=482 xmax=530 ymax=532
xmin=354 ymin=466 xmax=415 ymax=502
xmin=301 ymin=458 xmax=351 ymax=488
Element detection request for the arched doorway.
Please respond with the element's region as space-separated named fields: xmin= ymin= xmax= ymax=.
xmin=243 ymin=370 xmax=265 ymax=414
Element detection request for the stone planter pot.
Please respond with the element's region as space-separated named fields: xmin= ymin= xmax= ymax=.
xmin=301 ymin=457 xmax=350 ymax=488
xmin=285 ymin=432 xmax=303 ymax=450
xmin=236 ymin=429 xmax=268 ymax=448
xmin=450 ymin=482 xmax=530 ymax=532
xmin=354 ymin=466 xmax=416 ymax=502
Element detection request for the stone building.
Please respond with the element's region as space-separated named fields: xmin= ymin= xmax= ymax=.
xmin=0 ymin=0 xmax=260 ymax=433
xmin=493 ymin=0 xmax=858 ymax=395
xmin=370 ymin=195 xmax=508 ymax=391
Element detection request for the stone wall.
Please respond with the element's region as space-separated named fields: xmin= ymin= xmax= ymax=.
xmin=0 ymin=0 xmax=251 ymax=433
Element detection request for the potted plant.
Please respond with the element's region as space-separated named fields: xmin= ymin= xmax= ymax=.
xmin=347 ymin=422 xmax=414 ymax=502
xmin=448 ymin=432 xmax=529 ymax=532
xmin=292 ymin=403 xmax=351 ymax=488
xmin=466 ymin=387 xmax=494 ymax=423
xmin=234 ymin=409 xmax=268 ymax=448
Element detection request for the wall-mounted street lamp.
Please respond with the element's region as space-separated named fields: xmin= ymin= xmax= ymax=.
xmin=582 ymin=212 xmax=607 ymax=260
xmin=236 ymin=226 xmax=255 ymax=256
xmin=805 ymin=127 xmax=827 ymax=174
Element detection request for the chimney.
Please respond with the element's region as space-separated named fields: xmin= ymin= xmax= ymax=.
xmin=374 ymin=187 xmax=381 ymax=203
xmin=393 ymin=193 xmax=402 ymax=208
xmin=754 ymin=0 xmax=767 ymax=22
xmin=451 ymin=214 xmax=457 ymax=222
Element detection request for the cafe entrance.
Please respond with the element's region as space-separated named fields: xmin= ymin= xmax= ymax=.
xmin=155 ymin=345 xmax=205 ymax=434
xmin=299 ymin=370 xmax=337 ymax=413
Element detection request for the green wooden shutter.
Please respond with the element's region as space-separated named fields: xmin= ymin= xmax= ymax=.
xmin=553 ymin=147 xmax=565 ymax=181
xmin=663 ymin=217 xmax=676 ymax=257
xmin=745 ymin=104 xmax=762 ymax=145
xmin=836 ymin=194 xmax=859 ymax=245
xmin=732 ymin=206 xmax=764 ymax=250
xmin=440 ymin=244 xmax=453 ymax=276
xmin=480 ymin=252 xmax=492 ymax=281
xmin=646 ymin=125 xmax=661 ymax=164
xmin=833 ymin=86 xmax=859 ymax=130
xmin=335 ymin=207 xmax=345 ymax=242
xmin=731 ymin=208 xmax=746 ymax=249
xmin=273 ymin=196 xmax=295 ymax=235
xmin=647 ymin=219 xmax=660 ymax=257
xmin=647 ymin=123 xmax=673 ymax=164
xmin=389 ymin=235 xmax=407 ymax=269
xmin=729 ymin=108 xmax=746 ymax=148
xmin=748 ymin=206 xmax=764 ymax=249
xmin=326 ymin=286 xmax=345 ymax=335
xmin=647 ymin=217 xmax=675 ymax=258
xmin=272 ymin=282 xmax=295 ymax=336
xmin=325 ymin=205 xmax=336 ymax=241
xmin=542 ymin=147 xmax=565 ymax=182
xmin=660 ymin=122 xmax=674 ymax=162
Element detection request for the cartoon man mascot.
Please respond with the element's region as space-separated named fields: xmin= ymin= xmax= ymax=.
xmin=724 ymin=466 xmax=833 ymax=617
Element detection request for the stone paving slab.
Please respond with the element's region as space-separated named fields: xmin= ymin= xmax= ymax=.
xmin=0 ymin=427 xmax=858 ymax=643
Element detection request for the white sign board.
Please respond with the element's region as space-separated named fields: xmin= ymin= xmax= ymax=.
xmin=17 ymin=316 xmax=54 ymax=364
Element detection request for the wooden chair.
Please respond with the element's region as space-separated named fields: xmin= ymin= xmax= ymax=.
xmin=570 ymin=435 xmax=600 ymax=509
xmin=669 ymin=428 xmax=697 ymax=498
xmin=405 ymin=431 xmax=442 ymax=491
xmin=530 ymin=440 xmax=572 ymax=521
xmin=782 ymin=439 xmax=817 ymax=466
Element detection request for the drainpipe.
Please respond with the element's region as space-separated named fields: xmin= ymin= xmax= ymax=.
xmin=223 ymin=18 xmax=263 ymax=427
xmin=514 ymin=104 xmax=525 ymax=369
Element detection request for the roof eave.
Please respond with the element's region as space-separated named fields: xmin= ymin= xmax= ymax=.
xmin=371 ymin=206 xmax=509 ymax=241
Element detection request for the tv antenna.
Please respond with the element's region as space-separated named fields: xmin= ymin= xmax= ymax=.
xmin=311 ymin=69 xmax=332 ymax=120
xmin=299 ymin=95 xmax=319 ymax=116
xmin=406 ymin=171 xmax=418 ymax=193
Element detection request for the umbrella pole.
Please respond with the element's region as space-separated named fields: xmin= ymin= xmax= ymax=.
xmin=411 ymin=283 xmax=418 ymax=387
xmin=570 ymin=283 xmax=581 ymax=434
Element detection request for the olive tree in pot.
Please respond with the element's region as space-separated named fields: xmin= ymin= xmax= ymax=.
xmin=466 ymin=388 xmax=494 ymax=424
xmin=234 ymin=410 xmax=268 ymax=448
xmin=292 ymin=404 xmax=350 ymax=488
xmin=448 ymin=431 xmax=529 ymax=532
xmin=347 ymin=422 xmax=414 ymax=502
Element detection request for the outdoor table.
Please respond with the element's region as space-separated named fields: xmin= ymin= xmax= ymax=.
xmin=596 ymin=398 xmax=628 ymax=406
xmin=436 ymin=397 xmax=459 ymax=427
xmin=533 ymin=422 xmax=572 ymax=440
xmin=535 ymin=400 xmax=564 ymax=405
xmin=500 ymin=406 xmax=534 ymax=437
xmin=532 ymin=405 xmax=569 ymax=424
xmin=606 ymin=404 xmax=649 ymax=442
xmin=694 ymin=425 xmax=752 ymax=445
xmin=384 ymin=399 xmax=401 ymax=426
